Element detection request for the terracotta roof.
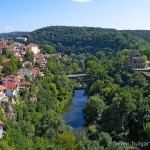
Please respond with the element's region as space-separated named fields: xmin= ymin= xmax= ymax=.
xmin=34 ymin=54 xmax=43 ymax=58
xmin=0 ymin=85 xmax=6 ymax=90
xmin=21 ymin=81 xmax=31 ymax=85
xmin=30 ymin=68 xmax=40 ymax=74
xmin=19 ymin=86 xmax=25 ymax=89
xmin=26 ymin=43 xmax=39 ymax=48
xmin=2 ymin=75 xmax=18 ymax=80
xmin=15 ymin=56 xmax=22 ymax=60
xmin=4 ymin=83 xmax=16 ymax=89
xmin=0 ymin=120 xmax=4 ymax=126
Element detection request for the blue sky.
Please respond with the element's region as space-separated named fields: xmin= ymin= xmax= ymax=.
xmin=0 ymin=0 xmax=150 ymax=33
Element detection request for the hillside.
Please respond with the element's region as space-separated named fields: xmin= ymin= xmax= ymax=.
xmin=27 ymin=26 xmax=150 ymax=54
xmin=1 ymin=27 xmax=150 ymax=55
xmin=0 ymin=31 xmax=29 ymax=39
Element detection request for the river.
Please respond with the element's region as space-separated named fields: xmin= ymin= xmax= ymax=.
xmin=62 ymin=90 xmax=88 ymax=129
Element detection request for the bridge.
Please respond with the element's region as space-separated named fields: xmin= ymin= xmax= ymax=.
xmin=67 ymin=74 xmax=87 ymax=78
xmin=132 ymin=68 xmax=150 ymax=71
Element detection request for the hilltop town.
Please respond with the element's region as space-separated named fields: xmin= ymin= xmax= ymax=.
xmin=0 ymin=37 xmax=67 ymax=119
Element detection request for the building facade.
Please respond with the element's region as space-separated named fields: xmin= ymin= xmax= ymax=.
xmin=125 ymin=50 xmax=147 ymax=68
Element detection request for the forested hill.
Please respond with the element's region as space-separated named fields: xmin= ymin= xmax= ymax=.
xmin=0 ymin=32 xmax=29 ymax=38
xmin=27 ymin=26 xmax=150 ymax=54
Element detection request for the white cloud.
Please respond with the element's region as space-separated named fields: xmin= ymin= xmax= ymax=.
xmin=0 ymin=25 xmax=14 ymax=31
xmin=72 ymin=0 xmax=91 ymax=3
xmin=0 ymin=26 xmax=23 ymax=32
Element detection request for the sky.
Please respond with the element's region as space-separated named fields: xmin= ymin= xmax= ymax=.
xmin=0 ymin=0 xmax=150 ymax=33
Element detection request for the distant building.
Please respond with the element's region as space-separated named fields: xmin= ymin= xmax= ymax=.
xmin=125 ymin=50 xmax=147 ymax=68
xmin=18 ymin=67 xmax=44 ymax=80
xmin=26 ymin=43 xmax=40 ymax=54
xmin=34 ymin=54 xmax=47 ymax=68
xmin=14 ymin=42 xmax=22 ymax=47
xmin=16 ymin=37 xmax=27 ymax=42
xmin=0 ymin=37 xmax=7 ymax=47
xmin=4 ymin=83 xmax=18 ymax=97
xmin=0 ymin=75 xmax=20 ymax=85
xmin=18 ymin=68 xmax=32 ymax=79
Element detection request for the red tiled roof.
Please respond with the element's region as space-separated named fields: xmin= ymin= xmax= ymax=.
xmin=19 ymin=86 xmax=25 ymax=89
xmin=30 ymin=68 xmax=40 ymax=74
xmin=4 ymin=83 xmax=16 ymax=89
xmin=15 ymin=56 xmax=22 ymax=60
xmin=26 ymin=43 xmax=39 ymax=48
xmin=1 ymin=75 xmax=18 ymax=81
xmin=34 ymin=54 xmax=43 ymax=58
xmin=21 ymin=82 xmax=31 ymax=85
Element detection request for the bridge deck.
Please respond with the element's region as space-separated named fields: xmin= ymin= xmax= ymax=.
xmin=67 ymin=74 xmax=87 ymax=78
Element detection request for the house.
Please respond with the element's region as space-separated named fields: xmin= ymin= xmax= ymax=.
xmin=20 ymin=82 xmax=31 ymax=90
xmin=26 ymin=43 xmax=40 ymax=54
xmin=0 ymin=75 xmax=20 ymax=85
xmin=125 ymin=50 xmax=147 ymax=68
xmin=21 ymin=81 xmax=31 ymax=86
xmin=0 ymin=120 xmax=4 ymax=138
xmin=0 ymin=37 xmax=7 ymax=46
xmin=34 ymin=54 xmax=46 ymax=63
xmin=14 ymin=42 xmax=22 ymax=47
xmin=38 ymin=62 xmax=47 ymax=68
xmin=18 ymin=67 xmax=44 ymax=80
xmin=8 ymin=45 xmax=15 ymax=52
xmin=15 ymin=56 xmax=23 ymax=62
xmin=30 ymin=67 xmax=44 ymax=80
xmin=4 ymin=83 xmax=18 ymax=97
xmin=0 ymin=85 xmax=9 ymax=103
xmin=18 ymin=68 xmax=32 ymax=79
xmin=34 ymin=54 xmax=47 ymax=68
xmin=16 ymin=37 xmax=27 ymax=42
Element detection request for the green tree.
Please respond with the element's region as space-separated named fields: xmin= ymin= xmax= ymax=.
xmin=102 ymin=90 xmax=136 ymax=136
xmin=43 ymin=44 xmax=56 ymax=54
xmin=36 ymin=110 xmax=65 ymax=138
xmin=24 ymin=51 xmax=34 ymax=62
xmin=2 ymin=59 xmax=17 ymax=75
xmin=83 ymin=95 xmax=105 ymax=125
xmin=54 ymin=132 xmax=76 ymax=150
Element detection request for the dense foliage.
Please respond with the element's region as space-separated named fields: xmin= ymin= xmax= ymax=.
xmin=1 ymin=47 xmax=22 ymax=75
xmin=0 ymin=57 xmax=78 ymax=149
xmin=83 ymin=51 xmax=150 ymax=150
xmin=1 ymin=26 xmax=150 ymax=149
xmin=1 ymin=49 xmax=148 ymax=149
xmin=27 ymin=26 xmax=150 ymax=54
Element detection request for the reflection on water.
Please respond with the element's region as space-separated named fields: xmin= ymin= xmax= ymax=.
xmin=62 ymin=90 xmax=88 ymax=129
